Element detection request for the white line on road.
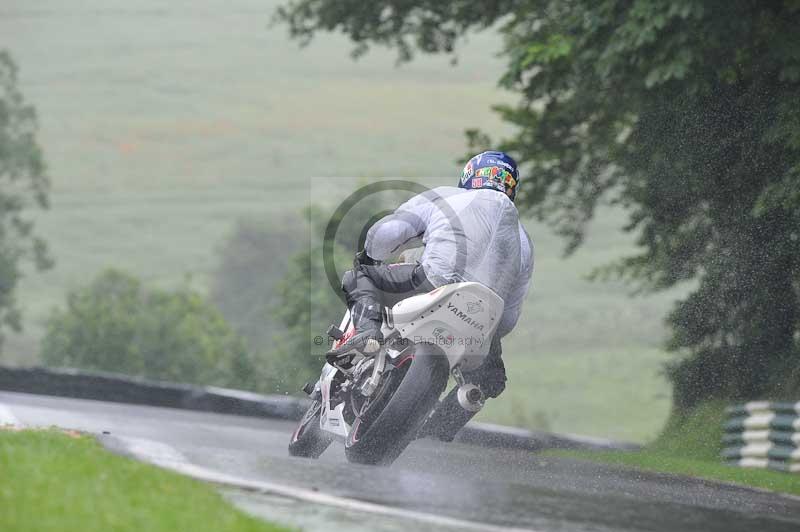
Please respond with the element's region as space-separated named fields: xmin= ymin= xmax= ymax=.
xmin=118 ymin=436 xmax=189 ymax=464
xmin=111 ymin=435 xmax=540 ymax=532
xmin=0 ymin=403 xmax=22 ymax=427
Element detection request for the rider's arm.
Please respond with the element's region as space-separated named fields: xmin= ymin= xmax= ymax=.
xmin=497 ymin=224 xmax=534 ymax=337
xmin=365 ymin=195 xmax=433 ymax=261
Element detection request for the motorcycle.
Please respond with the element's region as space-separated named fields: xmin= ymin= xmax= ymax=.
xmin=288 ymin=279 xmax=504 ymax=465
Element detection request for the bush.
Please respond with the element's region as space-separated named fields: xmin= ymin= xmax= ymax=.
xmin=40 ymin=269 xmax=255 ymax=389
xmin=649 ymin=401 xmax=727 ymax=461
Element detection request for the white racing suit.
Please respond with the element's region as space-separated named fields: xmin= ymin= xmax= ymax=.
xmin=344 ymin=185 xmax=534 ymax=440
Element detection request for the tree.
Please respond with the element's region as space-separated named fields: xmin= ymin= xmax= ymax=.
xmin=277 ymin=1 xmax=800 ymax=408
xmin=260 ymin=205 xmax=351 ymax=393
xmin=267 ymin=189 xmax=407 ymax=393
xmin=41 ymin=269 xmax=255 ymax=389
xmin=211 ymin=216 xmax=302 ymax=352
xmin=0 ymin=50 xmax=51 ymax=350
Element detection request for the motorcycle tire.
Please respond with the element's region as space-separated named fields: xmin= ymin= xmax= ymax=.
xmin=288 ymin=400 xmax=334 ymax=459
xmin=345 ymin=344 xmax=449 ymax=466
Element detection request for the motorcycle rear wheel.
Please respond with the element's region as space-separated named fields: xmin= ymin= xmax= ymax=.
xmin=345 ymin=344 xmax=449 ymax=466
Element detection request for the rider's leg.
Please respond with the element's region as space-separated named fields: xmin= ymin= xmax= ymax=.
xmin=359 ymin=262 xmax=434 ymax=307
xmin=418 ymin=338 xmax=506 ymax=441
xmin=328 ymin=263 xmax=433 ymax=357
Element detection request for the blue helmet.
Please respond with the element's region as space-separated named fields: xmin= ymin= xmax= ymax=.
xmin=458 ymin=151 xmax=520 ymax=201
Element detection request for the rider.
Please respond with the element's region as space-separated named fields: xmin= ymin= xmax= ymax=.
xmin=328 ymin=151 xmax=534 ymax=441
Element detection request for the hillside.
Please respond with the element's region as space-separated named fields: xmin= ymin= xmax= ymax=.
xmin=0 ymin=0 xmax=685 ymax=441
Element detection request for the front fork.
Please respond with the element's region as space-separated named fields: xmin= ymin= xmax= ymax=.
xmin=359 ymin=332 xmax=416 ymax=396
xmin=359 ymin=347 xmax=387 ymax=397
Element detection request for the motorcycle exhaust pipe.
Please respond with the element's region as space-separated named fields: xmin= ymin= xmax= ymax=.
xmin=457 ymin=383 xmax=485 ymax=412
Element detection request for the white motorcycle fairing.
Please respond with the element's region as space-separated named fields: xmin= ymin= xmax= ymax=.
xmin=318 ymin=282 xmax=504 ymax=440
xmin=383 ymin=282 xmax=504 ymax=371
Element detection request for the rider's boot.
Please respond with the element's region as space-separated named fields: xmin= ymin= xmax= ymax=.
xmin=325 ymin=300 xmax=383 ymax=365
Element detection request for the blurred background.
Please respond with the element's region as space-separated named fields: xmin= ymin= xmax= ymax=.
xmin=0 ymin=0 xmax=690 ymax=442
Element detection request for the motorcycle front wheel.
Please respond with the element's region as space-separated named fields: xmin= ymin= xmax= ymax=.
xmin=288 ymin=399 xmax=334 ymax=459
xmin=345 ymin=344 xmax=449 ymax=466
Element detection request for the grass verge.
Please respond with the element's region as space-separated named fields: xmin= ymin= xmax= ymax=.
xmin=545 ymin=402 xmax=800 ymax=497
xmin=0 ymin=429 xmax=291 ymax=532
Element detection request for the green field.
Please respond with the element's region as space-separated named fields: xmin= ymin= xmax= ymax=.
xmin=1 ymin=0 xmax=686 ymax=442
xmin=0 ymin=429 xmax=290 ymax=532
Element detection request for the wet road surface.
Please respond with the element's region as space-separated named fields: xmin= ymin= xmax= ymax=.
xmin=2 ymin=391 xmax=799 ymax=531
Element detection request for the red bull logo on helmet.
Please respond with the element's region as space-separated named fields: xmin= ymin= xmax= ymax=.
xmin=460 ymin=160 xmax=475 ymax=185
